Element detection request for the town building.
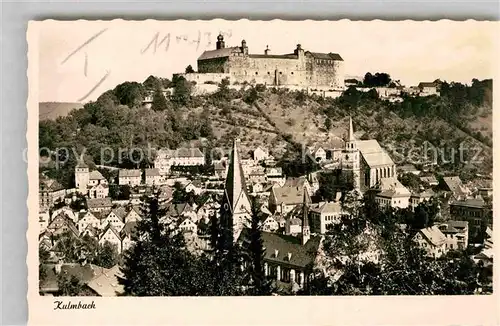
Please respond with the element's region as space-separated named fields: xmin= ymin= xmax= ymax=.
xmin=437 ymin=221 xmax=469 ymax=250
xmin=238 ymin=193 xmax=321 ymax=293
xmin=39 ymin=176 xmax=66 ymax=211
xmin=417 ymin=82 xmax=439 ymax=96
xmin=179 ymin=34 xmax=344 ymax=89
xmin=154 ymin=148 xmax=205 ymax=175
xmin=413 ymin=226 xmax=448 ymax=258
xmin=253 ymin=146 xmax=273 ymax=162
xmin=450 ymin=197 xmax=492 ymax=241
xmin=87 ymin=198 xmax=113 ymax=213
xmin=269 ymin=184 xmax=311 ymax=215
xmin=118 ymin=169 xmax=142 ymax=186
xmin=420 ymin=175 xmax=439 ymax=187
xmin=309 ymin=201 xmax=343 ymax=234
xmin=409 ymin=189 xmax=435 ymax=209
xmin=76 ymin=211 xmax=101 ymax=233
xmin=102 ymin=207 xmax=127 ymax=232
xmin=89 ymin=183 xmax=109 ymax=199
xmin=145 ymin=168 xmax=162 ymax=186
xmin=99 ymin=224 xmax=123 ymax=253
xmin=75 ymin=161 xmax=90 ymax=194
xmin=442 ymin=176 xmax=470 ymax=200
xmin=374 ymin=177 xmax=411 ymax=209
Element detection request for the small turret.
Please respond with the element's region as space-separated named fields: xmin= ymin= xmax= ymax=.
xmin=216 ymin=33 xmax=225 ymax=50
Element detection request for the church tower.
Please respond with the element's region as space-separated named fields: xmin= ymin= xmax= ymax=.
xmin=342 ymin=116 xmax=361 ymax=192
xmin=75 ymin=160 xmax=89 ymax=194
xmin=220 ymin=139 xmax=252 ymax=243
xmin=301 ymin=187 xmax=311 ymax=245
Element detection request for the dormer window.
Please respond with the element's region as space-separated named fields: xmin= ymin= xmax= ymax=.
xmin=287 ymin=252 xmax=292 ymax=261
xmin=274 ymin=249 xmax=279 ymax=257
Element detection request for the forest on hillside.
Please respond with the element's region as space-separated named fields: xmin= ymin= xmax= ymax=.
xmin=39 ymin=74 xmax=493 ymax=188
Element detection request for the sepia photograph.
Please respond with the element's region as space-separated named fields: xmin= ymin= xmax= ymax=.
xmin=31 ymin=20 xmax=495 ymax=300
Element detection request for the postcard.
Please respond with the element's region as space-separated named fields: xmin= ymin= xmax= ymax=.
xmin=27 ymin=19 xmax=498 ymax=325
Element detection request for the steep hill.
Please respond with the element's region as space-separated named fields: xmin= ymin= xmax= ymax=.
xmin=39 ymin=102 xmax=83 ymax=121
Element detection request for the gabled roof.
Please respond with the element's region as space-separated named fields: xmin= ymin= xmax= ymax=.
xmin=120 ymin=221 xmax=138 ymax=238
xmin=356 ymin=140 xmax=395 ymax=168
xmin=375 ymin=177 xmax=411 ymax=198
xmin=166 ymin=202 xmax=193 ymax=217
xmin=443 ymin=176 xmax=468 ymax=197
xmin=87 ymin=198 xmax=112 ymax=209
xmin=100 ymin=224 xmax=121 ymax=241
xmin=283 ymin=177 xmax=309 ymax=188
xmin=119 ymin=169 xmax=141 ymax=178
xmin=89 ymin=170 xmax=105 ymax=180
xmin=40 ymin=178 xmax=65 ymax=192
xmin=418 ymin=226 xmax=446 ymax=247
xmin=420 ymin=175 xmax=438 ymax=184
xmin=109 ymin=207 xmax=127 ymax=221
xmin=39 ymin=263 xmax=107 ymax=292
xmin=450 ymin=197 xmax=486 ymax=209
xmin=272 ymin=186 xmax=310 ymax=206
xmin=418 ymin=82 xmax=437 ymax=88
xmin=86 ymin=265 xmax=124 ymax=296
xmin=145 ymin=168 xmax=160 ymax=177
xmin=238 ymin=228 xmax=321 ymax=269
xmin=309 ymin=201 xmax=342 ymax=214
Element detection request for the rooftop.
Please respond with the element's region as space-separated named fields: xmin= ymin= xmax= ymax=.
xmin=419 ymin=226 xmax=447 ymax=247
xmin=119 ymin=169 xmax=141 ymax=178
xmin=356 ymin=140 xmax=395 ymax=168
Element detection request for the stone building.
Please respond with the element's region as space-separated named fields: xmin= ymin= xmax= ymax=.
xmin=180 ymin=34 xmax=344 ymax=89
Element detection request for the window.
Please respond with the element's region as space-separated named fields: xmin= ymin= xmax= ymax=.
xmin=291 ymin=72 xmax=294 ymax=75
xmin=281 ymin=268 xmax=290 ymax=283
xmin=255 ymin=72 xmax=258 ymax=75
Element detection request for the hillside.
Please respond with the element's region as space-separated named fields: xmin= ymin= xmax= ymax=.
xmin=38 ymin=76 xmax=493 ymax=188
xmin=39 ymin=102 xmax=83 ymax=121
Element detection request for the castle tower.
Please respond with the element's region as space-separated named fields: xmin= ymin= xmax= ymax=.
xmin=241 ymin=40 xmax=248 ymax=55
xmin=220 ymin=139 xmax=252 ymax=243
xmin=75 ymin=160 xmax=89 ymax=194
xmin=216 ymin=33 xmax=225 ymax=50
xmin=301 ymin=187 xmax=311 ymax=245
xmin=343 ymin=116 xmax=361 ymax=192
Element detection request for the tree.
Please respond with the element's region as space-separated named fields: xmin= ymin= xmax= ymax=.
xmin=58 ymin=274 xmax=84 ymax=296
xmin=324 ymin=117 xmax=332 ymax=131
xmin=185 ymin=65 xmax=195 ymax=73
xmin=113 ymin=82 xmax=145 ymax=108
xmin=151 ymin=87 xmax=169 ymax=112
xmin=171 ymin=76 xmax=192 ymax=107
xmin=94 ymin=241 xmax=119 ymax=268
xmin=119 ymin=194 xmax=213 ymax=295
xmin=244 ymin=197 xmax=272 ymax=295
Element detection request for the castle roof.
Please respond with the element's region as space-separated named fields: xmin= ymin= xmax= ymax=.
xmin=198 ymin=47 xmax=240 ymax=60
xmin=306 ymin=52 xmax=344 ymax=61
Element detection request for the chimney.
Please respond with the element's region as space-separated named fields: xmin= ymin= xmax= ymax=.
xmin=264 ymin=45 xmax=270 ymax=55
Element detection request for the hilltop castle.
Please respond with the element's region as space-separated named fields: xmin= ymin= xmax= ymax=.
xmin=179 ymin=34 xmax=345 ymax=89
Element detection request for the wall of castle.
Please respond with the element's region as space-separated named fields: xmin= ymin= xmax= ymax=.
xmin=181 ymin=73 xmax=231 ymax=84
xmin=227 ymin=54 xmax=311 ymax=86
xmin=198 ymin=58 xmax=230 ymax=73
xmin=307 ymin=59 xmax=344 ymax=89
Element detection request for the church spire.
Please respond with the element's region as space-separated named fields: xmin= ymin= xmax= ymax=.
xmin=224 ymin=139 xmax=248 ymax=213
xmin=348 ymin=116 xmax=355 ymax=142
xmin=301 ymin=187 xmax=311 ymax=245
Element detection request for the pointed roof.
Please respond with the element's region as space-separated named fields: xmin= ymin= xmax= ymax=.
xmin=224 ymin=139 xmax=250 ymax=213
xmin=302 ymin=187 xmax=310 ymax=229
xmin=348 ymin=116 xmax=355 ymax=142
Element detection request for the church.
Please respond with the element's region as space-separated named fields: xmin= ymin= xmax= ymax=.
xmin=339 ymin=117 xmax=397 ymax=194
xmin=180 ymin=34 xmax=345 ymax=89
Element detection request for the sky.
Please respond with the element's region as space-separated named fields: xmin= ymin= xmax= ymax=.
xmin=36 ymin=19 xmax=498 ymax=103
